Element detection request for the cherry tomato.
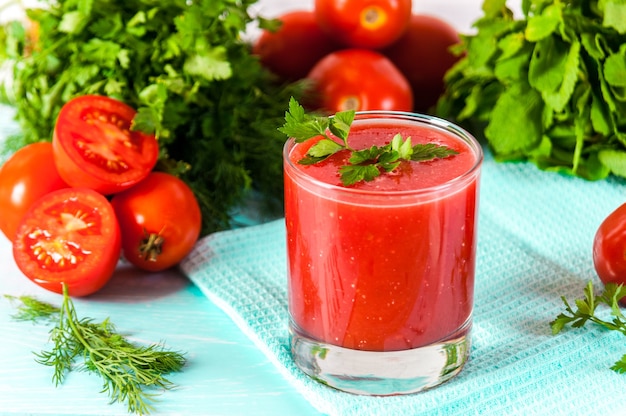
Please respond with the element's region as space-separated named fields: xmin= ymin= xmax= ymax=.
xmin=382 ymin=14 xmax=461 ymax=113
xmin=0 ymin=142 xmax=69 ymax=240
xmin=53 ymin=95 xmax=159 ymax=195
xmin=253 ymin=10 xmax=341 ymax=82
xmin=306 ymin=48 xmax=413 ymax=113
xmin=12 ymin=187 xmax=121 ymax=297
xmin=593 ymin=203 xmax=626 ymax=304
xmin=110 ymin=172 xmax=201 ymax=272
xmin=314 ymin=0 xmax=412 ymax=49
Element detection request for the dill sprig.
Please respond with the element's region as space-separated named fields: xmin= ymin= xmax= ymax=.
xmin=4 ymin=294 xmax=60 ymax=322
xmin=5 ymin=285 xmax=186 ymax=415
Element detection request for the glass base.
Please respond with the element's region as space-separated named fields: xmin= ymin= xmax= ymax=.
xmin=290 ymin=319 xmax=471 ymax=396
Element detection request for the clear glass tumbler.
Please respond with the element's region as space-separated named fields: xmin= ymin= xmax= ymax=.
xmin=283 ymin=111 xmax=483 ymax=395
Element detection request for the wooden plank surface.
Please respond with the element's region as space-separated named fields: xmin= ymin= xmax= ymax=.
xmin=0 ymin=1 xmax=493 ymax=414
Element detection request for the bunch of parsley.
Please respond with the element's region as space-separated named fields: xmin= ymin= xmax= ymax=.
xmin=437 ymin=0 xmax=626 ymax=181
xmin=0 ymin=0 xmax=302 ymax=235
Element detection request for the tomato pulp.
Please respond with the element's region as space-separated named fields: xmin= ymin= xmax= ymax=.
xmin=53 ymin=95 xmax=159 ymax=195
xmin=284 ymin=113 xmax=482 ymax=352
xmin=12 ymin=187 xmax=121 ymax=297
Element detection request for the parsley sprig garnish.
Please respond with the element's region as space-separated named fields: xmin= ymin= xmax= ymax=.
xmin=4 ymin=285 xmax=186 ymax=415
xmin=551 ymin=281 xmax=626 ymax=373
xmin=279 ymin=98 xmax=459 ymax=186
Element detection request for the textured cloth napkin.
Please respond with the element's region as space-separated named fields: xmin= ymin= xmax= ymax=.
xmin=181 ymin=151 xmax=626 ymax=416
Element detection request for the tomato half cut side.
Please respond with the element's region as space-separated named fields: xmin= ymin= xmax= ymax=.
xmin=53 ymin=95 xmax=159 ymax=195
xmin=12 ymin=187 xmax=121 ymax=297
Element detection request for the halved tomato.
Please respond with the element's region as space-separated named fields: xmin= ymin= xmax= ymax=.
xmin=52 ymin=95 xmax=158 ymax=195
xmin=12 ymin=187 xmax=121 ymax=297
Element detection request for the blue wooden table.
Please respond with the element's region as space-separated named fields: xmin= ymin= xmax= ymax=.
xmin=0 ymin=232 xmax=323 ymax=415
xmin=0 ymin=2 xmax=495 ymax=414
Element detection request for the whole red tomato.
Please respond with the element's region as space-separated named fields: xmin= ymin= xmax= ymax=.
xmin=253 ymin=10 xmax=340 ymax=82
xmin=382 ymin=14 xmax=461 ymax=113
xmin=0 ymin=142 xmax=69 ymax=240
xmin=53 ymin=95 xmax=159 ymax=195
xmin=315 ymin=0 xmax=412 ymax=49
xmin=12 ymin=187 xmax=121 ymax=297
xmin=111 ymin=172 xmax=201 ymax=272
xmin=306 ymin=48 xmax=413 ymax=113
xmin=593 ymin=203 xmax=626 ymax=304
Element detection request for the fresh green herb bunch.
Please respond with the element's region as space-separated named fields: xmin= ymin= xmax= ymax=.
xmin=5 ymin=286 xmax=186 ymax=415
xmin=279 ymin=98 xmax=458 ymax=186
xmin=437 ymin=0 xmax=626 ymax=181
xmin=0 ymin=0 xmax=302 ymax=235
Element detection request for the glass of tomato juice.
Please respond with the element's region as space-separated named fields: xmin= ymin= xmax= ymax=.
xmin=283 ymin=111 xmax=483 ymax=395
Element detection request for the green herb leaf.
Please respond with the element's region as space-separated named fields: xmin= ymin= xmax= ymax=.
xmin=602 ymin=0 xmax=626 ymax=34
xmin=339 ymin=164 xmax=382 ymax=185
xmin=301 ymin=138 xmax=344 ymax=163
xmin=279 ymin=97 xmax=331 ymax=143
xmin=437 ymin=0 xmax=626 ymax=181
xmin=280 ymin=99 xmax=458 ymax=186
xmin=3 ymin=294 xmax=59 ymax=322
xmin=410 ymin=143 xmax=460 ymax=162
xmin=551 ymin=281 xmax=626 ymax=373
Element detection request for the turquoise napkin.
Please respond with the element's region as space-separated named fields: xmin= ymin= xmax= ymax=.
xmin=181 ymin=152 xmax=626 ymax=416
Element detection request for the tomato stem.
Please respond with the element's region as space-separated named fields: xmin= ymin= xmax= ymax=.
xmin=139 ymin=231 xmax=164 ymax=262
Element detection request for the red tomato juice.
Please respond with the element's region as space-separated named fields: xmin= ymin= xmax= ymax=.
xmin=284 ymin=113 xmax=482 ymax=352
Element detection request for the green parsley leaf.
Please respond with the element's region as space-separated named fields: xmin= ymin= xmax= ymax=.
xmin=551 ymin=281 xmax=626 ymax=373
xmin=339 ymin=164 xmax=382 ymax=185
xmin=410 ymin=143 xmax=460 ymax=162
xmin=279 ymin=97 xmax=331 ymax=143
xmin=329 ymin=109 xmax=355 ymax=146
xmin=308 ymin=138 xmax=345 ymax=158
xmin=280 ymin=98 xmax=458 ymax=186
